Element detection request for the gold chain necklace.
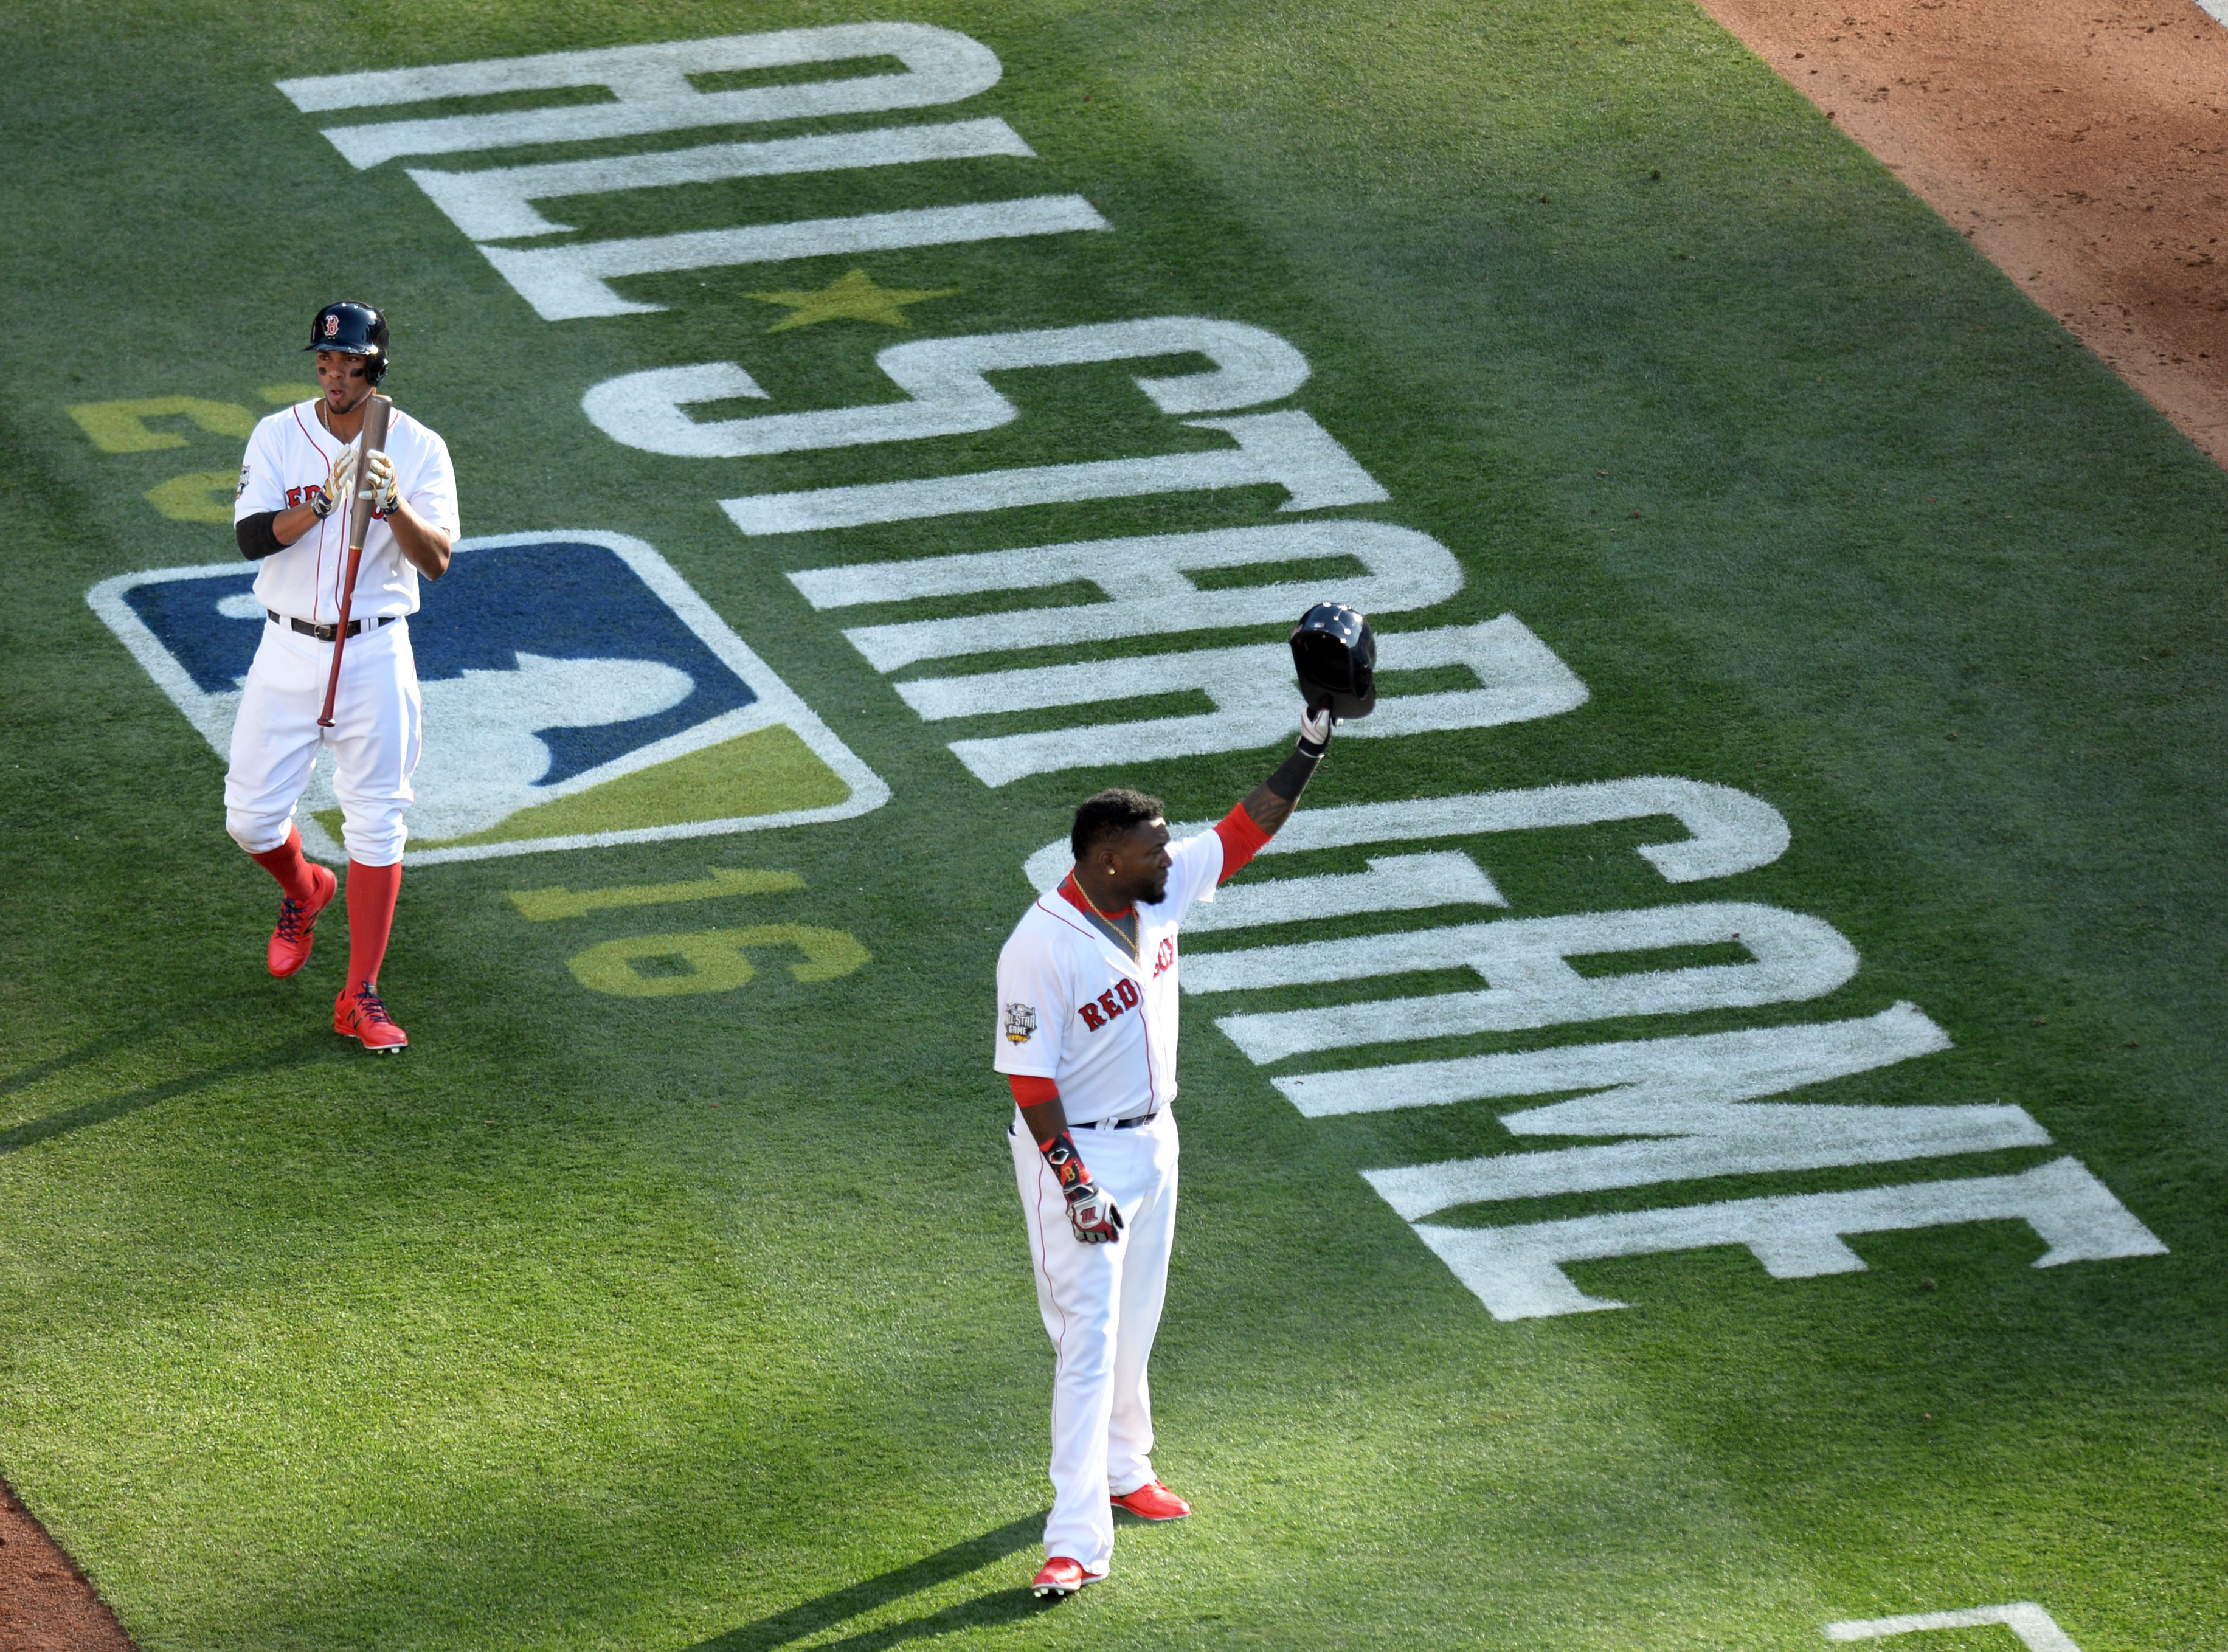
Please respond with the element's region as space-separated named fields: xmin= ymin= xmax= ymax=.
xmin=1072 ymin=877 xmax=1140 ymax=959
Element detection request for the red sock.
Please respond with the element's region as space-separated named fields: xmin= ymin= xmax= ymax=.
xmin=248 ymin=825 xmax=320 ymax=904
xmin=345 ymin=860 xmax=402 ymax=990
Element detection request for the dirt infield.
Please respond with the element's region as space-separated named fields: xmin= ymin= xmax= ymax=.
xmin=1695 ymin=0 xmax=2228 ymax=460
xmin=0 ymin=1482 xmax=133 ymax=1652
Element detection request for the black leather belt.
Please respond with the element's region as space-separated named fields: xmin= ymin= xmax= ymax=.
xmin=268 ymin=609 xmax=396 ymax=642
xmin=1008 ymin=1110 xmax=1159 ymax=1139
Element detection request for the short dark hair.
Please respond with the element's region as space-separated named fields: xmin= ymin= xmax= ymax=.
xmin=1071 ymin=787 xmax=1165 ymax=863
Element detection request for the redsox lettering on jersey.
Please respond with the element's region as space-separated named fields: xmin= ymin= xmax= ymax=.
xmin=1068 ymin=938 xmax=1175 ymax=1032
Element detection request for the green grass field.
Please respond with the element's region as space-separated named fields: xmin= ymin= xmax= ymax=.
xmin=3 ymin=1 xmax=2224 ymax=1647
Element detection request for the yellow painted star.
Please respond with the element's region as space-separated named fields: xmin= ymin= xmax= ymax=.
xmin=747 ymin=269 xmax=961 ymax=333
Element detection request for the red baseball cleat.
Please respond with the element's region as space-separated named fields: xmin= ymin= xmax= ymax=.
xmin=1110 ymin=1479 xmax=1191 ymax=1521
xmin=267 ymin=864 xmax=338 ymax=978
xmin=1030 ymin=1557 xmax=1106 ymax=1600
xmin=334 ymin=981 xmax=409 ymax=1054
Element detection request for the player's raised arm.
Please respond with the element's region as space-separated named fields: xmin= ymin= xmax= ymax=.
xmin=1220 ymin=601 xmax=1377 ymax=876
xmin=1234 ymin=700 xmax=1334 ymax=840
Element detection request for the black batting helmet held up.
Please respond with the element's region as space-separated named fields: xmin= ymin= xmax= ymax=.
xmin=305 ymin=300 xmax=390 ymax=384
xmin=1290 ymin=601 xmax=1376 ymax=722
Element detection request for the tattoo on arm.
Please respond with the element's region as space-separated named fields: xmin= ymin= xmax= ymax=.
xmin=1018 ymin=1095 xmax=1068 ymax=1142
xmin=1241 ymin=781 xmax=1296 ymax=835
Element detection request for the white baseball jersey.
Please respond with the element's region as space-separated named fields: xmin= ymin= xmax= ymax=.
xmin=234 ymin=401 xmax=461 ymax=625
xmin=994 ymin=826 xmax=1235 ymax=1124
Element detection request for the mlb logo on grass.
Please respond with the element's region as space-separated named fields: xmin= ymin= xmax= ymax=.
xmin=88 ymin=531 xmax=887 ymax=865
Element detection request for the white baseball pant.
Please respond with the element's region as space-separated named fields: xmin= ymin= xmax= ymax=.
xmin=1009 ymin=1107 xmax=1179 ymax=1574
xmin=224 ymin=616 xmax=421 ymax=866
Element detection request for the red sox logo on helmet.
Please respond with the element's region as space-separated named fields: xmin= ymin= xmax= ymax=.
xmin=323 ymin=313 xmax=339 ymax=337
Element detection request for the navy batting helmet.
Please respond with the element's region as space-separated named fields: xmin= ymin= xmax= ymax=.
xmin=304 ymin=300 xmax=390 ymax=384
xmin=1290 ymin=601 xmax=1376 ymax=721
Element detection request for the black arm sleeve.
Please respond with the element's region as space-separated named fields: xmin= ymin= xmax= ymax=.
xmin=1263 ymin=739 xmax=1323 ymax=803
xmin=236 ymin=511 xmax=283 ymax=561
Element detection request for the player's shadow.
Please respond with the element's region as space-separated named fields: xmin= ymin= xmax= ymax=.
xmin=0 ymin=1034 xmax=329 ymax=1156
xmin=0 ymin=995 xmax=263 ymax=1101
xmin=0 ymin=1032 xmax=141 ymax=1101
xmin=688 ymin=1513 xmax=1051 ymax=1652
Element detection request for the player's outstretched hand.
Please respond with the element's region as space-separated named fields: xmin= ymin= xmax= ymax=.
xmin=1065 ymin=1182 xmax=1125 ymax=1245
xmin=1299 ymin=699 xmax=1335 ymax=752
xmin=363 ymin=449 xmax=400 ymax=514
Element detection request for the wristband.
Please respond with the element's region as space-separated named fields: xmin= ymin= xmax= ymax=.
xmin=1036 ymin=1127 xmax=1093 ymax=1197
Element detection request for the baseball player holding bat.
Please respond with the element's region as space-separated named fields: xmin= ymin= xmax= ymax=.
xmin=996 ymin=604 xmax=1374 ymax=1600
xmin=227 ymin=301 xmax=458 ymax=1052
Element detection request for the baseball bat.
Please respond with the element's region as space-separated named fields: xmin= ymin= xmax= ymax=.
xmin=316 ymin=393 xmax=393 ymax=729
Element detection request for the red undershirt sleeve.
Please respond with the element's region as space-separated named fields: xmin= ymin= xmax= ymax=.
xmin=1007 ymin=1074 xmax=1060 ymax=1108
xmin=1213 ymin=801 xmax=1273 ymax=882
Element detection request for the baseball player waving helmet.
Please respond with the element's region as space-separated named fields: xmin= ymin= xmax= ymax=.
xmin=226 ymin=301 xmax=460 ymax=1051
xmin=995 ymin=660 xmax=1348 ymax=1600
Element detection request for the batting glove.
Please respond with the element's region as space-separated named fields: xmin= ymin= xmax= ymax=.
xmin=313 ymin=444 xmax=359 ymax=518
xmin=1065 ymin=1181 xmax=1126 ymax=1245
xmin=363 ymin=449 xmax=400 ymax=515
xmin=1299 ymin=700 xmax=1335 ymax=753
xmin=1037 ymin=1126 xmax=1124 ymax=1245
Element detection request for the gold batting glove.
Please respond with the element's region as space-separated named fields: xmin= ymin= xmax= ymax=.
xmin=314 ymin=443 xmax=359 ymax=518
xmin=362 ymin=449 xmax=400 ymax=514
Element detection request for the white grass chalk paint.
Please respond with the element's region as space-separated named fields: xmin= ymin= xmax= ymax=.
xmin=412 ymin=654 xmax=694 ymax=840
xmin=282 ymin=24 xmax=1004 ymax=167
xmin=1348 ymin=1004 xmax=2039 ymax=1214
xmin=1020 ymin=778 xmax=1791 ymax=895
xmin=482 ymin=198 xmax=1110 ymax=320
xmin=1367 ymin=1101 xmax=2048 ymax=1217
xmin=1825 ymin=1602 xmax=2083 ymax=1651
xmin=1202 ymin=902 xmax=1857 ymax=1063
xmin=409 ymin=119 xmax=1036 ymax=241
xmin=908 ymin=615 xmax=1585 ymax=787
xmin=1415 ymin=1157 xmax=2168 ymax=1319
xmin=588 ymin=317 xmax=1309 ymax=456
xmin=721 ymin=409 xmax=1388 ymax=533
xmin=1186 ymin=851 xmax=1506 ymax=935
xmin=1280 ymin=1001 xmax=1948 ymax=1117
xmin=793 ymin=522 xmax=1461 ymax=670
